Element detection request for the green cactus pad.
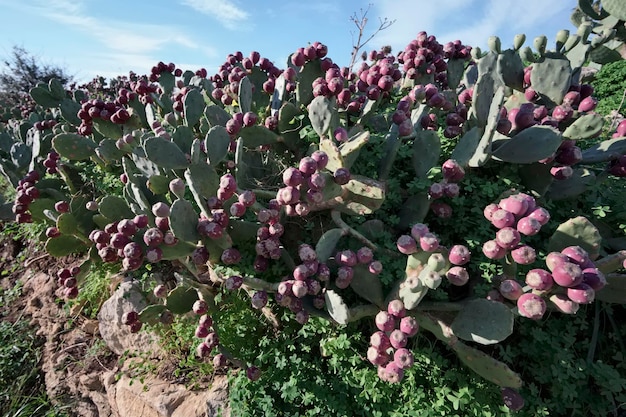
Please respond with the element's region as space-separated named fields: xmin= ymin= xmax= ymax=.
xmin=349 ymin=264 xmax=384 ymax=308
xmin=278 ymin=102 xmax=302 ymax=150
xmin=492 ymin=126 xmax=562 ymax=164
xmin=563 ymin=114 xmax=604 ymax=140
xmin=10 ymin=142 xmax=31 ymax=169
xmin=27 ymin=198 xmax=56 ymax=222
xmin=581 ymin=137 xmax=626 ymax=163
xmin=160 ymin=240 xmax=198 ymax=260
xmin=340 ymin=130 xmax=369 ymax=170
xmin=172 ymin=126 xmax=194 ymax=155
xmin=398 ymin=193 xmax=430 ymax=229
xmin=205 ymin=126 xmax=231 ymax=165
xmin=228 ymin=220 xmax=260 ymax=242
xmin=601 ymin=0 xmax=626 ymax=21
xmin=497 ymin=49 xmax=525 ymax=91
xmin=596 ymin=274 xmax=626 ymax=303
xmin=169 ymin=199 xmax=200 ymax=243
xmin=470 ymin=87 xmax=505 ymax=167
xmin=96 ymin=139 xmax=126 ymax=163
xmin=589 ymin=44 xmax=623 ymax=64
xmin=563 ymin=34 xmax=581 ymax=53
xmin=92 ymin=118 xmax=123 ymax=139
xmin=52 ymin=133 xmax=97 ymax=160
xmin=166 ymin=286 xmax=199 ymax=315
xmin=185 ymin=163 xmax=219 ymax=219
xmin=248 ymin=67 xmax=271 ymax=113
xmin=45 ymin=235 xmax=87 ymax=257
xmin=239 ymin=125 xmax=280 ymax=148
xmin=146 ymin=174 xmax=171 ymax=195
xmin=29 ymin=86 xmax=61 ymax=108
xmin=450 ymin=127 xmax=482 ymax=168
xmin=518 ymin=162 xmax=553 ymax=197
xmin=412 ymin=130 xmax=441 ymax=179
xmin=578 ymin=0 xmax=610 ymax=20
xmin=296 ymin=59 xmax=323 ymax=107
xmin=131 ymin=151 xmax=161 ymax=180
xmin=48 ymin=78 xmax=65 ymax=100
xmin=319 ymin=138 xmax=344 ymax=173
xmin=138 ymin=304 xmax=167 ymax=325
xmin=205 ymin=105 xmax=231 ymax=128
xmin=546 ymin=168 xmax=595 ymax=200
xmin=324 ymin=289 xmax=350 ymax=325
xmin=309 ymin=95 xmax=337 ymax=138
xmin=452 ymin=342 xmax=522 ymax=388
xmin=378 ymin=125 xmax=400 ymax=181
xmin=450 ymin=299 xmax=514 ymax=345
xmin=183 ymin=88 xmax=205 ymax=127
xmin=446 ymin=58 xmax=466 ymax=90
xmin=56 ymin=212 xmax=79 ymax=235
xmin=398 ymin=277 xmax=428 ymax=310
xmin=530 ymin=52 xmax=572 ymax=106
xmin=473 ymin=71 xmax=497 ymax=128
xmin=59 ymin=99 xmax=81 ymax=126
xmin=339 ymin=176 xmax=385 ymax=216
xmin=144 ymin=136 xmax=190 ymax=169
xmin=315 ymin=228 xmax=346 ymax=263
xmin=547 ymin=216 xmax=602 ymax=259
xmin=238 ymin=76 xmax=252 ymax=114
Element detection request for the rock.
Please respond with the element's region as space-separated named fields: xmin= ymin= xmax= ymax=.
xmin=98 ymin=279 xmax=162 ymax=356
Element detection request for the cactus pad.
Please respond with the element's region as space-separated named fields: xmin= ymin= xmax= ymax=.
xmin=52 ymin=133 xmax=97 ymax=160
xmin=144 ymin=136 xmax=190 ymax=169
xmin=450 ymin=299 xmax=514 ymax=345
xmin=547 ymin=215 xmax=602 ymax=259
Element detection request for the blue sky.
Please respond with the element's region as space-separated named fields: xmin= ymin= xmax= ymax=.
xmin=0 ymin=0 xmax=576 ymax=84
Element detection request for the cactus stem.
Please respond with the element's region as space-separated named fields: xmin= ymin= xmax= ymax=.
xmin=330 ymin=210 xmax=399 ymax=258
xmin=347 ymin=304 xmax=379 ymax=322
xmin=217 ymin=344 xmax=248 ymax=369
xmin=595 ymin=250 xmax=626 ymax=274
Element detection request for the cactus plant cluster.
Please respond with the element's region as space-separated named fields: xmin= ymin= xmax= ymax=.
xmin=2 ymin=21 xmax=626 ymax=410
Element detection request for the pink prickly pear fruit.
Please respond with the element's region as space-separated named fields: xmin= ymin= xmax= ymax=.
xmin=524 ymin=87 xmax=539 ymax=102
xmin=498 ymin=195 xmax=528 ymax=218
xmin=525 ymin=269 xmax=554 ymax=291
xmin=528 ymin=207 xmax=550 ymax=225
xmin=375 ymin=310 xmax=395 ymax=332
xmin=552 ymin=105 xmax=573 ymax=122
xmin=152 ymin=202 xmax=171 ymax=218
xmin=410 ymin=223 xmax=429 ymax=239
xmin=225 ymin=275 xmax=243 ymax=290
xmin=582 ymin=267 xmax=606 ymax=291
xmin=516 ymin=216 xmax=542 ymax=236
xmin=387 ymin=299 xmax=406 ymax=318
xmin=389 ymin=329 xmax=408 ymax=349
xmin=333 ymin=127 xmax=348 ymax=142
xmin=195 ymin=325 xmax=210 ymax=338
xmin=441 ymin=159 xmax=465 ymax=182
xmin=419 ymin=233 xmax=440 ymax=252
xmin=490 ymin=209 xmax=516 ymax=229
xmin=336 ymin=250 xmax=357 ymax=267
xmin=567 ymin=283 xmax=595 ymax=304
xmin=356 ymin=246 xmax=374 ymax=264
xmin=367 ymin=346 xmax=390 ymax=366
xmin=428 ymin=182 xmax=444 ymax=199
xmin=370 ymin=331 xmax=392 ymax=351
xmin=448 ymin=245 xmax=471 ymax=265
xmin=192 ymin=299 xmax=209 ymax=315
xmin=552 ymin=262 xmax=584 ymax=287
xmin=510 ymin=244 xmax=536 ymax=265
xmin=483 ymin=203 xmax=499 ymax=221
xmin=397 ymin=118 xmax=413 ymax=137
xmin=382 ymin=362 xmax=405 ymax=383
xmin=396 ymin=235 xmax=418 ymax=254
xmin=196 ymin=342 xmax=211 ymax=358
xmin=560 ymin=245 xmax=590 ymax=266
xmin=616 ymin=120 xmax=626 ymax=137
xmin=399 ymin=316 xmax=419 ymax=337
xmin=502 ymin=387 xmax=525 ymax=411
xmin=545 ymin=251 xmax=569 ymax=272
xmin=446 ymin=266 xmax=469 ymax=286
xmin=393 ymin=348 xmax=414 ymax=369
xmin=292 ymin=280 xmax=308 ymax=298
xmin=213 ymin=353 xmax=228 ymax=368
xmin=333 ymin=168 xmax=351 ymax=185
xmin=549 ymin=293 xmax=580 ymax=314
xmin=369 ymin=260 xmax=383 ymax=275
xmin=499 ymin=279 xmax=524 ymax=300
xmin=533 ymin=105 xmax=548 ymax=120
xmin=562 ymin=91 xmax=581 ymax=106
xmin=311 ymin=150 xmax=329 ymax=170
xmin=517 ymin=293 xmax=546 ymax=320
xmin=495 ymin=227 xmax=521 ymax=250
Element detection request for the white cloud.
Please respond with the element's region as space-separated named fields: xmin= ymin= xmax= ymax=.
xmin=180 ymin=0 xmax=249 ymax=29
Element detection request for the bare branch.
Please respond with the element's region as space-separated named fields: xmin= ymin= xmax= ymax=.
xmin=347 ymin=3 xmax=396 ymax=72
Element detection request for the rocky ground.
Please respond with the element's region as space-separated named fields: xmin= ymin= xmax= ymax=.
xmin=0 ymin=229 xmax=230 ymax=417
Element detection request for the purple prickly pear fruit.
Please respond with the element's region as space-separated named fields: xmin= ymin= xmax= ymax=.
xmin=499 ymin=279 xmax=524 ymax=301
xmin=552 ymin=262 xmax=584 ymax=287
xmin=367 ymin=346 xmax=390 ymax=366
xmin=356 ymin=247 xmax=374 ymax=264
xmin=443 ymin=183 xmax=460 ymax=198
xmin=337 ymin=250 xmax=357 ymax=267
xmin=335 ymin=266 xmax=354 ymax=288
xmin=298 ymin=244 xmax=317 ymax=262
xmin=306 ymin=278 xmax=321 ymax=295
xmin=198 ymin=314 xmax=213 ymax=329
xmin=122 ymin=256 xmax=143 ymax=271
xmin=502 ymin=387 xmax=525 ymax=411
xmin=298 ymin=157 xmax=318 ymax=177
xmin=549 ymin=293 xmax=580 ymax=314
xmin=152 ymin=202 xmax=171 ymax=218
xmin=430 ymin=201 xmax=452 ymax=219
xmin=225 ymin=275 xmax=243 ymax=291
xmin=229 ymin=201 xmax=246 ymax=217
xmin=510 ymin=244 xmax=536 ymax=265
xmin=525 ymin=269 xmax=554 ymax=291
xmin=546 ymin=252 xmax=569 ymax=272
xmin=55 ymin=200 xmax=69 ymax=213
xmin=242 ymin=111 xmax=257 ymax=127
xmin=169 ymin=178 xmax=185 ymax=197
xmin=528 ymin=207 xmax=550 ymax=225
xmin=498 ymin=195 xmax=528 ymax=218
xmin=195 ymin=325 xmax=209 ymax=339
xmin=516 ymin=216 xmax=542 ymax=236
xmin=307 ymin=172 xmax=326 ymax=190
xmin=552 ymin=105 xmax=573 ymax=122
xmin=295 ymin=309 xmax=310 ymax=324
xmin=419 ymin=233 xmax=439 ymax=252
xmin=122 ymin=310 xmax=139 ymax=325
xmin=238 ymin=190 xmax=256 ymax=207
xmin=109 ymin=232 xmax=130 ymax=249
xmin=428 ymin=182 xmax=444 ymax=199
xmin=251 ymin=291 xmax=268 ymax=309
xmin=192 ymin=299 xmax=208 ymax=315
xmin=375 ymin=310 xmax=395 ymax=332
xmin=315 ymin=263 xmax=330 ymax=281
xmin=448 ymin=245 xmax=470 ymax=265
xmin=117 ymin=219 xmax=138 ymax=237
xmin=490 ymin=209 xmax=516 ymax=229
xmin=397 ymin=235 xmax=418 ymax=254
xmin=333 ymin=168 xmax=351 ymax=185
xmin=397 ymin=119 xmax=413 ymax=137
xmin=533 ymin=105 xmax=548 ymax=120
xmin=495 ymin=227 xmax=521 ymax=250
xmin=560 ymin=246 xmax=589 ymax=266
xmin=387 ymin=299 xmax=406 ymax=318
xmin=46 ymin=227 xmax=61 ymax=238
xmin=369 ymin=260 xmax=383 ymax=275
xmin=410 ymin=223 xmax=429 ymax=240
xmin=153 ymin=284 xmax=168 ymax=298
xmin=389 ymin=329 xmax=408 ymax=349
xmin=192 ymin=247 xmax=209 ymax=265
xmin=446 ymin=266 xmax=469 ymax=286
xmin=441 ymin=159 xmax=465 ymax=182
xmin=394 ymin=348 xmax=414 ymax=369
xmin=579 ymin=83 xmax=594 ymax=98
xmin=382 ymin=362 xmax=405 ymax=384
xmin=517 ymin=293 xmax=546 ymax=320
xmin=145 ymin=247 xmax=163 ymax=263
xmin=443 ymin=125 xmax=462 ymax=138
xmin=204 ymin=331 xmax=219 ymax=349
xmin=311 ymin=150 xmax=329 ymax=170
xmin=577 ymin=96 xmax=597 ymax=112
xmin=427 ymin=253 xmax=447 ymax=271
xmin=563 ymin=91 xmax=580 ymax=106
xmin=156 ymin=216 xmax=170 ymax=231
xmin=213 ymin=353 xmax=228 ymax=368
xmin=221 ymin=248 xmax=241 ymax=265
xmin=291 ymin=280 xmax=308 ymax=298
xmin=133 ymin=214 xmax=149 ymax=229
xmin=370 ymin=331 xmax=392 ymax=351
xmin=555 ymin=146 xmax=582 ymax=166
xmin=524 ymin=87 xmax=539 ymax=102
xmin=483 ymin=203 xmax=499 ymax=221
xmin=399 ymin=316 xmax=419 ymax=337
xmin=246 ymin=366 xmax=261 ymax=381
xmin=582 ymin=267 xmax=606 ymax=291
xmin=196 ymin=342 xmax=211 ymax=358
xmin=496 ymin=118 xmax=512 ymax=135
xmin=567 ymin=283 xmax=595 ymax=304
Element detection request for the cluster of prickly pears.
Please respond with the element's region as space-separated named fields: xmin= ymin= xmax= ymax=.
xmin=482 ymin=192 xmax=550 ymax=265
xmin=396 ymin=222 xmax=440 ymax=254
xmin=55 ymin=266 xmax=80 ymax=299
xmin=42 ymin=150 xmax=60 ymax=175
xmin=11 ymin=169 xmax=41 ymax=223
xmin=368 ymin=300 xmax=419 ymax=383
xmin=76 ymin=97 xmax=131 ymax=135
xmin=194 ymin=310 xmax=223 ymax=363
xmin=547 ymin=139 xmax=584 ymax=180
xmin=149 ymin=61 xmax=182 ymax=82
xmin=428 ymin=159 xmax=465 ymax=219
xmin=33 ymin=119 xmax=57 ymax=131
xmin=332 ymin=245 xmax=383 ymax=289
